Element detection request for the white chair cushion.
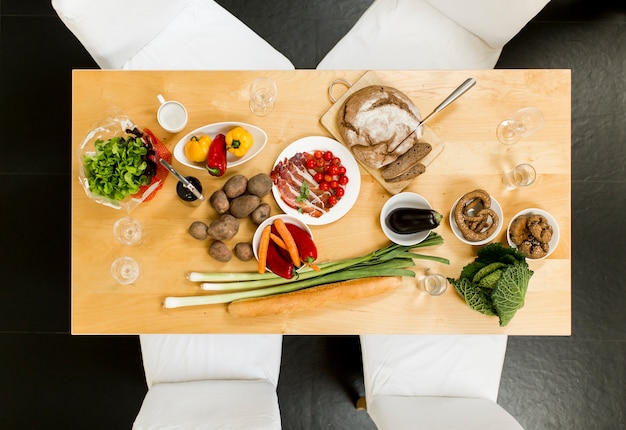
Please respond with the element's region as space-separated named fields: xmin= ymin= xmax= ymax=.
xmin=139 ymin=334 xmax=283 ymax=388
xmin=424 ymin=0 xmax=550 ymax=49
xmin=360 ymin=335 xmax=507 ymax=402
xmin=122 ymin=0 xmax=294 ymax=70
xmin=317 ymin=0 xmax=502 ymax=70
xmin=132 ymin=379 xmax=281 ymax=430
xmin=51 ymin=0 xmax=191 ymax=69
xmin=368 ymin=396 xmax=524 ymax=430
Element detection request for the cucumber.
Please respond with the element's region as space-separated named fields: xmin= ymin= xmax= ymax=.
xmin=385 ymin=208 xmax=443 ymax=234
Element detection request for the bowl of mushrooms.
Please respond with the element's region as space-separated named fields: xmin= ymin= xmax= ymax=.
xmin=507 ymin=208 xmax=560 ymax=260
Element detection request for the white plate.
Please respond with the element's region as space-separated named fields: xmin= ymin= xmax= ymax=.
xmin=507 ymin=208 xmax=560 ymax=260
xmin=449 ymin=194 xmax=503 ymax=245
xmin=173 ymin=122 xmax=267 ymax=170
xmin=379 ymin=192 xmax=434 ymax=246
xmin=271 ymin=136 xmax=361 ymax=226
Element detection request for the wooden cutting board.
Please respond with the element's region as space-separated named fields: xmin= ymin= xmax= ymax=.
xmin=320 ymin=71 xmax=445 ymax=195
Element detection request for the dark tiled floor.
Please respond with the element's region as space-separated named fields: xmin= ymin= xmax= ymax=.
xmin=1 ymin=0 xmax=624 ymax=429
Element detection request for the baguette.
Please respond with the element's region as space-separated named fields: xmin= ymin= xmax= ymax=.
xmin=381 ymin=141 xmax=432 ymax=180
xmin=227 ymin=276 xmax=402 ymax=318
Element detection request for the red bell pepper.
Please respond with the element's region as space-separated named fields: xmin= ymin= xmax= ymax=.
xmin=205 ymin=133 xmax=227 ymax=177
xmin=266 ymin=241 xmax=294 ymax=280
xmin=285 ymin=223 xmax=317 ymax=265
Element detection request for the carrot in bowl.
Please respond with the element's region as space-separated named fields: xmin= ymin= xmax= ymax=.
xmin=273 ymin=218 xmax=301 ymax=267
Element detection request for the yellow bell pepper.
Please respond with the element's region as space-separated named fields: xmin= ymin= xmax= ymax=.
xmin=184 ymin=135 xmax=211 ymax=163
xmin=225 ymin=126 xmax=253 ymax=157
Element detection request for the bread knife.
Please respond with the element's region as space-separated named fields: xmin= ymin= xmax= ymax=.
xmin=399 ymin=77 xmax=477 ymax=144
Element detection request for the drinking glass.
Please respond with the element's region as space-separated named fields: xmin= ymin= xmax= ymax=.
xmin=110 ymin=256 xmax=141 ymax=284
xmin=496 ymin=107 xmax=544 ymax=145
xmin=419 ymin=270 xmax=448 ymax=296
xmin=249 ymin=77 xmax=277 ymax=116
xmin=113 ymin=217 xmax=144 ymax=246
xmin=503 ymin=163 xmax=537 ymax=189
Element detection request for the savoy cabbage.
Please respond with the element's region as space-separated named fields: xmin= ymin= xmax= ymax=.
xmin=448 ymin=243 xmax=533 ymax=327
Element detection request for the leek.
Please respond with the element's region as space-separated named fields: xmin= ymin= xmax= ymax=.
xmin=166 ymin=232 xmax=449 ymax=309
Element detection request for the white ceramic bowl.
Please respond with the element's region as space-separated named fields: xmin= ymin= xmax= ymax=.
xmin=173 ymin=122 xmax=267 ymax=170
xmin=449 ymin=194 xmax=503 ymax=245
xmin=380 ymin=192 xmax=434 ymax=246
xmin=507 ymin=208 xmax=560 ymax=260
xmin=252 ymin=214 xmax=314 ymax=266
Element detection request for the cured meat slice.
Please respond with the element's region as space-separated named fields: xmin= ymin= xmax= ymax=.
xmin=271 ymin=152 xmax=331 ymax=217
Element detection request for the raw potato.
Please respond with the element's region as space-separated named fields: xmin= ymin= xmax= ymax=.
xmin=189 ymin=221 xmax=209 ymax=240
xmin=209 ymin=190 xmax=230 ymax=214
xmin=229 ymin=195 xmax=261 ymax=219
xmin=223 ymin=175 xmax=248 ymax=199
xmin=207 ymin=214 xmax=240 ymax=240
xmin=250 ymin=203 xmax=271 ymax=225
xmin=209 ymin=240 xmax=232 ymax=262
xmin=234 ymin=242 xmax=254 ymax=261
xmin=247 ymin=173 xmax=273 ymax=197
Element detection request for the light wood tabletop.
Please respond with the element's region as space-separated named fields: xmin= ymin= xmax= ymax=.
xmin=71 ymin=69 xmax=571 ymax=334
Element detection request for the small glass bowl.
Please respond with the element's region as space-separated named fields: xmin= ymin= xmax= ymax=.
xmin=77 ymin=115 xmax=171 ymax=213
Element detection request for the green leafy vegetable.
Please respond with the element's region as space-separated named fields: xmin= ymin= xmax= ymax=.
xmin=83 ymin=135 xmax=154 ymax=201
xmin=448 ymin=242 xmax=533 ymax=327
xmin=169 ymin=232 xmax=450 ymax=309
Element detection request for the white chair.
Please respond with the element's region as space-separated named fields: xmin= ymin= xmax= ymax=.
xmin=317 ymin=0 xmax=549 ymax=70
xmin=359 ymin=335 xmax=524 ymax=430
xmin=132 ymin=334 xmax=283 ymax=430
xmin=51 ymin=0 xmax=294 ymax=70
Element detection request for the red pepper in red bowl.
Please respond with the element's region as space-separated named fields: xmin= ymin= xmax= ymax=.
xmin=205 ymin=133 xmax=227 ymax=176
xmin=285 ymin=223 xmax=317 ymax=265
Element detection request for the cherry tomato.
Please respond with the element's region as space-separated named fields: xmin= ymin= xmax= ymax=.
xmin=335 ymin=187 xmax=345 ymax=198
xmin=322 ymin=174 xmax=332 ymax=183
xmin=314 ymin=150 xmax=323 ymax=159
xmin=328 ymin=165 xmax=340 ymax=176
xmin=320 ymin=181 xmax=330 ymax=192
xmin=339 ymin=175 xmax=349 ymax=185
xmin=329 ymin=195 xmax=338 ymax=206
xmin=332 ymin=157 xmax=342 ymax=166
xmin=330 ymin=180 xmax=339 ymax=189
xmin=323 ymin=151 xmax=333 ymax=161
xmin=316 ymin=158 xmax=325 ymax=168
xmin=306 ymin=159 xmax=316 ymax=169
xmin=338 ymin=166 xmax=346 ymax=175
xmin=314 ymin=172 xmax=324 ymax=183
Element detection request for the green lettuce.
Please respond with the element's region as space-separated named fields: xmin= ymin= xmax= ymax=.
xmin=448 ymin=243 xmax=533 ymax=327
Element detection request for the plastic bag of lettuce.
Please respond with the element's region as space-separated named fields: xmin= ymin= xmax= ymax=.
xmin=448 ymin=243 xmax=533 ymax=327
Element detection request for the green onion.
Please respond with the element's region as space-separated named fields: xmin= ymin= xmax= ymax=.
xmin=167 ymin=232 xmax=449 ymax=309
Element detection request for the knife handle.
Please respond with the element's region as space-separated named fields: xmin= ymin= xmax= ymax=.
xmin=433 ymin=78 xmax=476 ymax=114
xmin=420 ymin=78 xmax=476 ymax=125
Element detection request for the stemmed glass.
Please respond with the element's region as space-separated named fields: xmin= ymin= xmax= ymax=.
xmin=496 ymin=107 xmax=544 ymax=145
xmin=113 ymin=217 xmax=144 ymax=246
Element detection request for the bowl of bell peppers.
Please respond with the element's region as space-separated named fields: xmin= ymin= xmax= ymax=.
xmin=173 ymin=122 xmax=267 ymax=175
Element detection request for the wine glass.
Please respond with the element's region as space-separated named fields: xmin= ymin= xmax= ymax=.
xmin=249 ymin=77 xmax=277 ymax=116
xmin=110 ymin=256 xmax=141 ymax=284
xmin=496 ymin=107 xmax=544 ymax=145
xmin=113 ymin=217 xmax=144 ymax=246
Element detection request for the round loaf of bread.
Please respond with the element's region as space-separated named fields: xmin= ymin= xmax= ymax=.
xmin=338 ymin=85 xmax=422 ymax=169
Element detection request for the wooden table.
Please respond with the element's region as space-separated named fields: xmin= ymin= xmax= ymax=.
xmin=71 ymin=69 xmax=571 ymax=335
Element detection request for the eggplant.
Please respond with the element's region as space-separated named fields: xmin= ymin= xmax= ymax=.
xmin=385 ymin=208 xmax=443 ymax=234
